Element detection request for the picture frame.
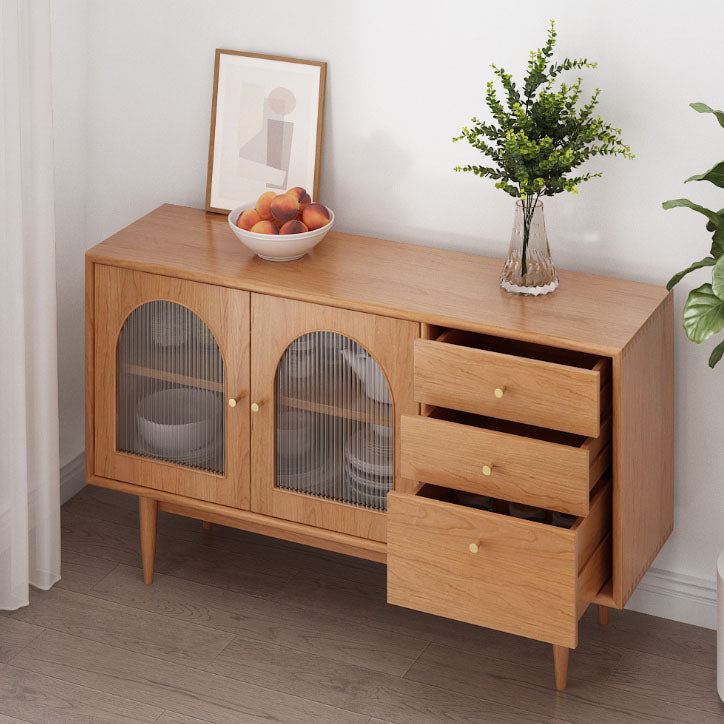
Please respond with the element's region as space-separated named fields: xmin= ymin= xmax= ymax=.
xmin=206 ymin=49 xmax=327 ymax=215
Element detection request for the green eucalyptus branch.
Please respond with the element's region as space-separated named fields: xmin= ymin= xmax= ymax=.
xmin=453 ymin=20 xmax=633 ymax=275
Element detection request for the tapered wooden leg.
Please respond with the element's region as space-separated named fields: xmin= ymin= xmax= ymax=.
xmin=552 ymin=645 xmax=569 ymax=691
xmin=139 ymin=497 xmax=158 ymax=585
xmin=202 ymin=520 xmax=212 ymax=531
xmin=597 ymin=604 xmax=609 ymax=625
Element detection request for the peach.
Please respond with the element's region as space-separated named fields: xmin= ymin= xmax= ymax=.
xmin=236 ymin=209 xmax=261 ymax=231
xmin=286 ymin=187 xmax=311 ymax=210
xmin=250 ymin=220 xmax=278 ymax=235
xmin=255 ymin=191 xmax=276 ymax=220
xmin=301 ymin=203 xmax=331 ymax=231
xmin=271 ymin=193 xmax=300 ymax=222
xmin=279 ymin=220 xmax=309 ymax=234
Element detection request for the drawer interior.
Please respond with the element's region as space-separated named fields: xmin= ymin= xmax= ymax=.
xmin=436 ymin=328 xmax=610 ymax=379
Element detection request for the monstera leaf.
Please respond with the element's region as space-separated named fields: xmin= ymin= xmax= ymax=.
xmin=682 ymin=283 xmax=724 ymax=343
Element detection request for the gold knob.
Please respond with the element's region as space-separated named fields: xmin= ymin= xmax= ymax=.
xmin=494 ymin=387 xmax=505 ymax=399
xmin=228 ymin=391 xmax=247 ymax=408
xmin=251 ymin=402 xmax=260 ymax=413
xmin=469 ymin=541 xmax=481 ymax=554
xmin=482 ymin=464 xmax=493 ymax=476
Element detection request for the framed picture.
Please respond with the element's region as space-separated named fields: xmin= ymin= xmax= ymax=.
xmin=206 ymin=49 xmax=326 ymax=214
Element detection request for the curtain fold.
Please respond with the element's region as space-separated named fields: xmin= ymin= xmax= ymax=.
xmin=0 ymin=0 xmax=61 ymax=609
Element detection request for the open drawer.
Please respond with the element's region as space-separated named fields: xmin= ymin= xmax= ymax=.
xmin=387 ymin=479 xmax=612 ymax=648
xmin=400 ymin=410 xmax=611 ymax=516
xmin=414 ymin=329 xmax=611 ymax=437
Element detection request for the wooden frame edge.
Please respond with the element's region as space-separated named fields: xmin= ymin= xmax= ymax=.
xmin=84 ymin=257 xmax=95 ymax=481
xmin=205 ymin=49 xmax=327 ymax=214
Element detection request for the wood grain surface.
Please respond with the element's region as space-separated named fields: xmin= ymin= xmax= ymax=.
xmin=2 ymin=485 xmax=718 ymax=724
xmin=86 ymin=204 xmax=668 ymax=355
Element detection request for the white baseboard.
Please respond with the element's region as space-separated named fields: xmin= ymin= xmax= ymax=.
xmin=60 ymin=451 xmax=86 ymax=505
xmin=55 ymin=449 xmax=719 ymax=630
xmin=625 ymin=567 xmax=718 ymax=630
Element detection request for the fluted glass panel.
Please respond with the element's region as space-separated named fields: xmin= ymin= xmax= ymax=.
xmin=117 ymin=301 xmax=225 ymax=474
xmin=274 ymin=332 xmax=393 ymax=511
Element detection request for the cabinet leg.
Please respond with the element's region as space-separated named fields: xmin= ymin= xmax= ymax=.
xmin=139 ymin=497 xmax=158 ymax=585
xmin=552 ymin=645 xmax=569 ymax=691
xmin=202 ymin=520 xmax=212 ymax=531
xmin=597 ymin=604 xmax=609 ymax=625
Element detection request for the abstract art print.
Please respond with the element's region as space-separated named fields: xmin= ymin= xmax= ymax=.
xmin=206 ymin=50 xmax=326 ymax=214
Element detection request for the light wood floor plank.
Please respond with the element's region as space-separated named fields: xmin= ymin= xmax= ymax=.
xmin=11 ymin=629 xmax=367 ymax=724
xmin=579 ymin=606 xmax=717 ymax=669
xmin=10 ymin=587 xmax=234 ymax=669
xmin=55 ymin=549 xmax=119 ymax=594
xmin=606 ymin=649 xmax=724 ymax=716
xmin=90 ymin=563 xmax=427 ymax=677
xmin=0 ymin=662 xmax=162 ymax=723
xmin=405 ymin=642 xmax=724 ymax=724
xmin=205 ymin=636 xmax=552 ymax=723
xmin=0 ymin=618 xmax=44 ymax=664
xmin=155 ymin=713 xmax=215 ymax=724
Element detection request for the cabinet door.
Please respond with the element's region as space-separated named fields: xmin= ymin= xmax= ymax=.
xmin=250 ymin=294 xmax=418 ymax=541
xmin=94 ymin=265 xmax=250 ymax=508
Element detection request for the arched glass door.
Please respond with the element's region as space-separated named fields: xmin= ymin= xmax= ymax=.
xmin=117 ymin=300 xmax=225 ymax=474
xmin=274 ymin=332 xmax=393 ymax=511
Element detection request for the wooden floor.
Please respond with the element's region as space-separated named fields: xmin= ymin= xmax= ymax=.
xmin=0 ymin=486 xmax=722 ymax=723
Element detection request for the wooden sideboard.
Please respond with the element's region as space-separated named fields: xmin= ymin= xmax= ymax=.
xmin=85 ymin=204 xmax=673 ymax=690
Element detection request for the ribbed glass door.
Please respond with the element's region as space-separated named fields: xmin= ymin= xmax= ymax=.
xmin=274 ymin=332 xmax=393 ymax=511
xmin=116 ymin=301 xmax=225 ymax=474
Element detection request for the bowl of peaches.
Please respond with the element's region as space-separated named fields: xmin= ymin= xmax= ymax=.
xmin=228 ymin=187 xmax=333 ymax=262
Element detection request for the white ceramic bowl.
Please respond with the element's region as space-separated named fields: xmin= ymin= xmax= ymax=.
xmin=275 ymin=409 xmax=314 ymax=458
xmin=136 ymin=388 xmax=221 ymax=456
xmin=228 ymin=206 xmax=334 ymax=262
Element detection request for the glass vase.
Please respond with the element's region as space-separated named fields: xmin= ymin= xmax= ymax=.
xmin=500 ymin=200 xmax=558 ymax=296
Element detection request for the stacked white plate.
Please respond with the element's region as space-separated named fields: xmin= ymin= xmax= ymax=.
xmin=343 ymin=429 xmax=393 ymax=509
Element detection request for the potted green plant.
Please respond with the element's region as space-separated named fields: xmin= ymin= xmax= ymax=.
xmin=454 ymin=20 xmax=633 ymax=295
xmin=664 ymin=103 xmax=724 ymax=366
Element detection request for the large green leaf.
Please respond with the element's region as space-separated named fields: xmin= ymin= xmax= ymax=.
xmin=685 ymin=161 xmax=724 ymax=187
xmin=683 ymin=283 xmax=724 ymax=343
xmin=690 ymin=102 xmax=724 ymax=129
xmin=709 ymin=340 xmax=724 ymax=368
xmin=662 ymin=198 xmax=722 ymax=227
xmin=666 ymin=257 xmax=715 ymax=290
xmin=712 ymin=226 xmax=724 ymax=258
xmin=707 ymin=208 xmax=724 ymax=232
xmin=713 ymin=255 xmax=724 ymax=299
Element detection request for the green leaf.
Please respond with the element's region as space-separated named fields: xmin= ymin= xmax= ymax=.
xmin=666 ymin=256 xmax=715 ymax=290
xmin=683 ymin=283 xmax=724 ymax=343
xmin=712 ymin=255 xmax=724 ymax=299
xmin=706 ymin=208 xmax=724 ymax=231
xmin=712 ymin=225 xmax=724 ymax=257
xmin=685 ymin=161 xmax=724 ymax=188
xmin=709 ymin=340 xmax=724 ymax=368
xmin=690 ymin=102 xmax=724 ymax=129
xmin=662 ymin=198 xmax=722 ymax=227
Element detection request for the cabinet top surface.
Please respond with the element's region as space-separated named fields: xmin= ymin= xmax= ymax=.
xmin=87 ymin=204 xmax=669 ymax=354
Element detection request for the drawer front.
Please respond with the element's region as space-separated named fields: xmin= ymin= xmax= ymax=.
xmin=400 ymin=415 xmax=603 ymax=516
xmin=387 ymin=490 xmax=581 ymax=647
xmin=414 ymin=338 xmax=603 ymax=437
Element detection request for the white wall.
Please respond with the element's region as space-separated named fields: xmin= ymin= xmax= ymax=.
xmin=51 ymin=0 xmax=724 ymax=624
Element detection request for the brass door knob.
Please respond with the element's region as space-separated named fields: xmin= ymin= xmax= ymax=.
xmin=251 ymin=402 xmax=261 ymax=413
xmin=228 ymin=391 xmax=247 ymax=408
xmin=494 ymin=387 xmax=505 ymax=399
xmin=482 ymin=464 xmax=493 ymax=476
xmin=469 ymin=541 xmax=482 ymax=554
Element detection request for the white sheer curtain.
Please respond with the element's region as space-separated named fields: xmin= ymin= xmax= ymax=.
xmin=0 ymin=0 xmax=61 ymax=609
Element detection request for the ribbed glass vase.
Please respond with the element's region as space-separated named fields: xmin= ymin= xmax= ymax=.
xmin=500 ymin=200 xmax=558 ymax=296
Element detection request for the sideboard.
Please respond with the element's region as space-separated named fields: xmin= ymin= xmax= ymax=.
xmin=85 ymin=204 xmax=673 ymax=690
